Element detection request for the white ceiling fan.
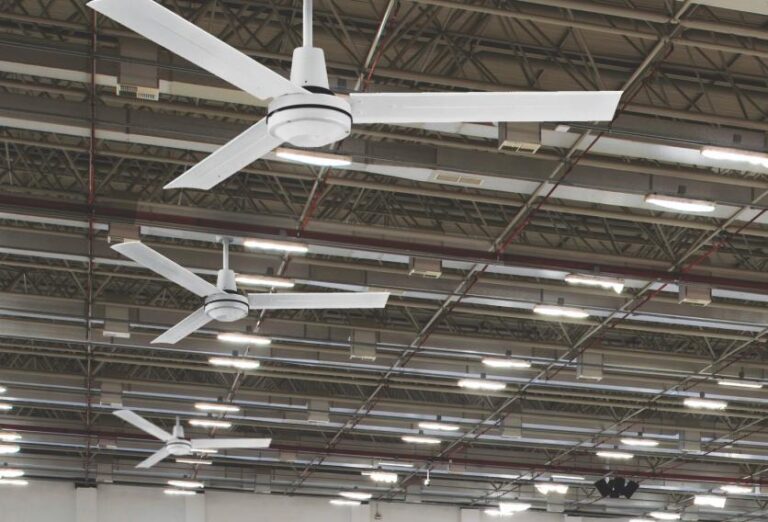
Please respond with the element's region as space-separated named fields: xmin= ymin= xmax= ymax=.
xmin=111 ymin=239 xmax=389 ymax=344
xmin=88 ymin=0 xmax=623 ymax=191
xmin=114 ymin=409 xmax=271 ymax=468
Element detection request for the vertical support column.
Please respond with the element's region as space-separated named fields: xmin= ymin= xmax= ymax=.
xmin=185 ymin=493 xmax=206 ymax=522
xmin=75 ymin=487 xmax=98 ymax=522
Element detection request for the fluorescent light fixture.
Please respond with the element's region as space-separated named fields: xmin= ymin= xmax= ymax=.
xmin=0 ymin=469 xmax=23 ymax=478
xmin=418 ymin=421 xmax=461 ymax=432
xmin=164 ymin=489 xmax=196 ymax=496
xmin=717 ymin=379 xmax=762 ymax=389
xmin=551 ymin=474 xmax=585 ymax=481
xmin=0 ymin=445 xmax=20 ymax=455
xmin=621 ymin=437 xmax=659 ymax=447
xmin=644 ymin=193 xmax=715 ymax=213
xmin=329 ymin=499 xmax=361 ymax=506
xmin=339 ymin=491 xmax=372 ymax=501
xmin=565 ymin=273 xmax=624 ymax=293
xmin=194 ymin=402 xmax=240 ymax=413
xmin=0 ymin=479 xmax=27 ymax=486
xmin=701 ymin=146 xmax=768 ymax=168
xmin=596 ymin=450 xmax=634 ymax=460
xmin=243 ymin=239 xmax=309 ymax=254
xmin=167 ymin=479 xmax=204 ymax=489
xmin=188 ymin=418 xmax=232 ymax=429
xmin=533 ymin=304 xmax=589 ymax=319
xmin=194 ymin=449 xmax=218 ymax=454
xmin=0 ymin=386 xmax=6 ymax=394
xmin=401 ymin=435 xmax=441 ymax=444
xmin=482 ymin=358 xmax=531 ymax=369
xmin=457 ymin=379 xmax=506 ymax=391
xmin=217 ymin=332 xmax=271 ymax=346
xmin=683 ymin=397 xmax=727 ymax=410
xmin=235 ymin=274 xmax=295 ymax=289
xmin=629 ymin=519 xmax=656 ymax=522
xmin=176 ymin=458 xmax=212 ymax=465
xmin=275 ymin=148 xmax=352 ymax=168
xmin=694 ymin=495 xmax=726 ymax=508
xmin=720 ymin=484 xmax=752 ymax=494
xmin=483 ymin=509 xmax=510 ymax=517
xmin=378 ymin=461 xmax=414 ymax=468
xmin=535 ymin=483 xmax=569 ymax=494
xmin=0 ymin=403 xmax=13 ymax=411
xmin=498 ymin=502 xmax=531 ymax=513
xmin=0 ymin=432 xmax=21 ymax=442
xmin=363 ymin=471 xmax=398 ymax=483
xmin=208 ymin=356 xmax=260 ymax=370
xmin=649 ymin=512 xmax=681 ymax=520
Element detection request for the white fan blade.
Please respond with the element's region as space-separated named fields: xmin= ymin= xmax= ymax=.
xmin=152 ymin=307 xmax=212 ymax=345
xmin=349 ymin=91 xmax=623 ymax=124
xmin=88 ymin=0 xmax=303 ymax=101
xmin=248 ymin=292 xmax=389 ymax=310
xmin=112 ymin=241 xmax=218 ymax=298
xmin=164 ymin=119 xmax=282 ymax=190
xmin=136 ymin=447 xmax=171 ymax=469
xmin=191 ymin=438 xmax=272 ymax=450
xmin=114 ymin=410 xmax=174 ymax=442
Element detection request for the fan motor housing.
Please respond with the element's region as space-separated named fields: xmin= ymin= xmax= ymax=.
xmin=204 ymin=293 xmax=249 ymax=322
xmin=167 ymin=440 xmax=192 ymax=456
xmin=267 ymin=92 xmax=351 ymax=148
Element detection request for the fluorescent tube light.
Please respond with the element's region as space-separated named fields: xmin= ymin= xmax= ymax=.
xmin=330 ymin=499 xmax=360 ymax=506
xmin=378 ymin=461 xmax=414 ymax=468
xmin=535 ymin=483 xmax=568 ymax=494
xmin=694 ymin=495 xmax=726 ymax=508
xmin=167 ymin=480 xmax=204 ymax=489
xmin=363 ymin=471 xmax=398 ymax=483
xmin=684 ymin=397 xmax=727 ymax=410
xmin=0 ymin=432 xmax=21 ymax=442
xmin=275 ymin=148 xmax=352 ymax=168
xmin=717 ymin=379 xmax=762 ymax=389
xmin=194 ymin=449 xmax=218 ymax=454
xmin=235 ymin=275 xmax=295 ymax=288
xmin=551 ymin=474 xmax=585 ymax=481
xmin=0 ymin=403 xmax=13 ymax=411
xmin=401 ymin=435 xmax=441 ymax=444
xmin=0 ymin=479 xmax=27 ymax=486
xmin=0 ymin=386 xmax=6 ymax=394
xmin=482 ymin=358 xmax=531 ymax=369
xmin=418 ymin=421 xmax=461 ymax=432
xmin=194 ymin=402 xmax=240 ymax=413
xmin=0 ymin=445 xmax=20 ymax=455
xmin=208 ymin=356 xmax=260 ymax=370
xmin=243 ymin=239 xmax=309 ymax=254
xmin=457 ymin=379 xmax=506 ymax=391
xmin=533 ymin=304 xmax=589 ymax=319
xmin=701 ymin=146 xmax=768 ymax=168
xmin=188 ymin=419 xmax=232 ymax=429
xmin=649 ymin=512 xmax=681 ymax=520
xmin=498 ymin=502 xmax=531 ymax=513
xmin=176 ymin=458 xmax=212 ymax=465
xmin=339 ymin=491 xmax=372 ymax=501
xmin=621 ymin=437 xmax=659 ymax=447
xmin=0 ymin=469 xmax=23 ymax=478
xmin=644 ymin=193 xmax=715 ymax=213
xmin=720 ymin=484 xmax=752 ymax=494
xmin=217 ymin=332 xmax=271 ymax=346
xmin=596 ymin=450 xmax=633 ymax=460
xmin=164 ymin=489 xmax=196 ymax=496
xmin=484 ymin=509 xmax=510 ymax=517
xmin=565 ymin=273 xmax=624 ymax=293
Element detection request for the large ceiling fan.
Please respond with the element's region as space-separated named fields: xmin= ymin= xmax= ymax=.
xmin=88 ymin=0 xmax=623 ymax=191
xmin=114 ymin=409 xmax=271 ymax=468
xmin=112 ymin=239 xmax=389 ymax=344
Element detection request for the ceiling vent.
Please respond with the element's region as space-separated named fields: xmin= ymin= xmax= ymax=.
xmin=679 ymin=284 xmax=712 ymax=306
xmin=409 ymin=257 xmax=443 ymax=278
xmin=117 ymin=37 xmax=160 ymax=101
xmin=498 ymin=122 xmax=541 ymax=153
xmin=432 ymin=171 xmax=484 ymax=187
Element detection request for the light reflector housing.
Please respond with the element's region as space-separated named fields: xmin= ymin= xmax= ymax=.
xmin=535 ymin=483 xmax=569 ymax=494
xmin=363 ymin=471 xmax=398 ymax=483
xmin=275 ymin=148 xmax=352 ymax=167
xmin=330 ymin=499 xmax=361 ymax=506
xmin=720 ymin=484 xmax=752 ymax=494
xmin=0 ymin=403 xmax=13 ymax=411
xmin=481 ymin=358 xmax=531 ymax=369
xmin=0 ymin=431 xmax=21 ymax=442
xmin=188 ymin=418 xmax=233 ymax=429
xmin=164 ymin=489 xmax=196 ymax=496
xmin=694 ymin=495 xmax=726 ymax=508
xmin=701 ymin=146 xmax=768 ymax=168
xmin=565 ymin=273 xmax=624 ymax=293
xmin=498 ymin=502 xmax=531 ymax=513
xmin=620 ymin=437 xmax=659 ymax=447
xmin=0 ymin=479 xmax=27 ymax=486
xmin=717 ymin=379 xmax=762 ymax=389
xmin=243 ymin=239 xmax=309 ymax=254
xmin=235 ymin=275 xmax=295 ymax=288
xmin=596 ymin=450 xmax=634 ymax=460
xmin=401 ymin=435 xmax=441 ymax=444
xmin=457 ymin=379 xmax=506 ymax=391
xmin=533 ymin=304 xmax=589 ymax=319
xmin=176 ymin=458 xmax=212 ymax=465
xmin=339 ymin=491 xmax=372 ymax=501
xmin=167 ymin=479 xmax=204 ymax=489
xmin=0 ymin=445 xmax=20 ymax=455
xmin=208 ymin=356 xmax=260 ymax=370
xmin=217 ymin=332 xmax=271 ymax=346
xmin=683 ymin=397 xmax=727 ymax=410
xmin=644 ymin=193 xmax=716 ymax=213
xmin=418 ymin=421 xmax=460 ymax=432
xmin=194 ymin=402 xmax=240 ymax=413
xmin=0 ymin=469 xmax=24 ymax=478
xmin=649 ymin=512 xmax=681 ymax=520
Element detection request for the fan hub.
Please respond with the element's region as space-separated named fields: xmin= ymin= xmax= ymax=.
xmin=166 ymin=439 xmax=192 ymax=456
xmin=267 ymin=93 xmax=351 ymax=148
xmin=204 ymin=293 xmax=250 ymax=322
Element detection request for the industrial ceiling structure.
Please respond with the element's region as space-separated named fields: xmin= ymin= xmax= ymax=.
xmin=3 ymin=0 xmax=768 ymax=520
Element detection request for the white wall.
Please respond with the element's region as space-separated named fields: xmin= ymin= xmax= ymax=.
xmin=0 ymin=482 xmax=624 ymax=522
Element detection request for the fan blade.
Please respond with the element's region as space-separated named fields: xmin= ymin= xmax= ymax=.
xmin=87 ymin=0 xmax=303 ymax=101
xmin=191 ymin=438 xmax=272 ymax=450
xmin=152 ymin=307 xmax=212 ymax=345
xmin=114 ymin=410 xmax=174 ymax=442
xmin=248 ymin=292 xmax=389 ymax=310
xmin=164 ymin=119 xmax=281 ymax=190
xmin=112 ymin=241 xmax=218 ymax=298
xmin=349 ymin=91 xmax=623 ymax=124
xmin=136 ymin=447 xmax=172 ymax=469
